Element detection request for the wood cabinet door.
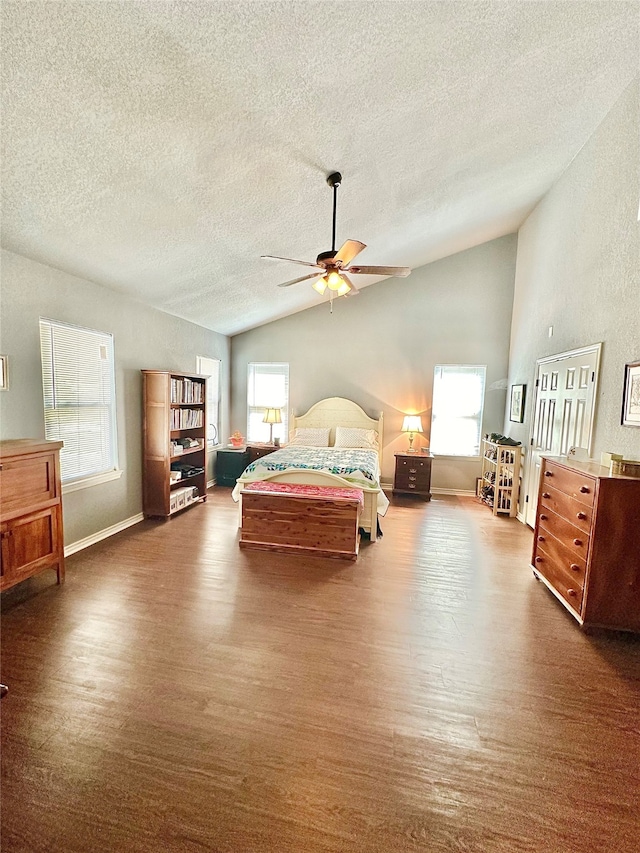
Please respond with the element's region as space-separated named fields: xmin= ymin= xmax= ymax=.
xmin=0 ymin=507 xmax=60 ymax=589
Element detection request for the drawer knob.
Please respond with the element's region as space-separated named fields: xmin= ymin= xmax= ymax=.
xmin=579 ymin=486 xmax=590 ymax=494
xmin=409 ymin=468 xmax=417 ymax=474
xmin=540 ymin=514 xmax=548 ymax=521
xmin=577 ymin=512 xmax=587 ymax=520
xmin=409 ymin=476 xmax=416 ymax=482
xmin=567 ymin=588 xmax=577 ymax=597
xmin=408 ymin=484 xmax=416 ymax=489
xmin=573 ymin=539 xmax=582 ymax=547
xmin=537 ymin=535 xmax=545 ymax=542
xmin=535 ymin=556 xmax=544 ymax=563
xmin=542 ymin=492 xmax=551 ymax=499
xmin=544 ymin=471 xmax=553 ymax=477
xmin=570 ymin=564 xmax=580 ymax=572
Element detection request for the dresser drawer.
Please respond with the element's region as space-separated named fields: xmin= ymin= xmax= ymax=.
xmin=533 ymin=544 xmax=584 ymax=614
xmin=396 ymin=480 xmax=422 ymax=493
xmin=539 ymin=486 xmax=593 ymax=534
xmin=541 ymin=461 xmax=596 ymax=507
xmin=395 ymin=470 xmax=430 ymax=489
xmin=536 ymin=507 xmax=589 ymax=560
xmin=534 ymin=527 xmax=586 ymax=587
xmin=0 ymin=452 xmax=59 ymax=517
xmin=248 ymin=445 xmax=276 ymax=464
xmin=397 ymin=456 xmax=430 ymax=472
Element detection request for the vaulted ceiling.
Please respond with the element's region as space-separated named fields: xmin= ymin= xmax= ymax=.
xmin=2 ymin=1 xmax=638 ymax=335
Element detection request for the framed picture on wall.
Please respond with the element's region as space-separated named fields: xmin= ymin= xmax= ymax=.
xmin=0 ymin=355 xmax=8 ymax=390
xmin=509 ymin=383 xmax=526 ymax=423
xmin=621 ymin=361 xmax=640 ymax=427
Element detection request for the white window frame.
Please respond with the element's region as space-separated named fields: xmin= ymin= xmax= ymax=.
xmin=196 ymin=356 xmax=221 ymax=449
xmin=247 ymin=363 xmax=289 ymax=444
xmin=430 ymin=364 xmax=486 ymax=457
xmin=39 ymin=318 xmax=121 ymax=491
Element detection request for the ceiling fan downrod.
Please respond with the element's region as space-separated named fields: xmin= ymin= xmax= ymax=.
xmin=327 ymin=171 xmax=342 ymax=256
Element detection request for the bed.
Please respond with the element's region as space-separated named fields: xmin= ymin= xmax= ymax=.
xmin=231 ymin=397 xmax=388 ymax=541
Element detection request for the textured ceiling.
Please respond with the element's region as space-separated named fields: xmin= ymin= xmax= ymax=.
xmin=2 ymin=2 xmax=638 ymax=335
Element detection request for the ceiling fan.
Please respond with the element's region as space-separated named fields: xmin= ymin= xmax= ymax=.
xmin=262 ymin=172 xmax=411 ymax=298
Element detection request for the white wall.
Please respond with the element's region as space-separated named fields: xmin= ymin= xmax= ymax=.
xmin=506 ymin=81 xmax=640 ymax=464
xmin=0 ymin=249 xmax=230 ymax=547
xmin=231 ymin=235 xmax=518 ymax=489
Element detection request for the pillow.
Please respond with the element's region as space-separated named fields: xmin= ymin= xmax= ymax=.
xmin=288 ymin=427 xmax=331 ymax=447
xmin=334 ymin=426 xmax=379 ymax=450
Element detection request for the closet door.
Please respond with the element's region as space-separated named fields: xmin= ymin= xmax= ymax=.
xmin=523 ymin=344 xmax=601 ymax=528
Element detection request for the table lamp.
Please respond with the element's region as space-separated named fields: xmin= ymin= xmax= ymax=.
xmin=401 ymin=415 xmax=423 ymax=453
xmin=262 ymin=407 xmax=282 ymax=445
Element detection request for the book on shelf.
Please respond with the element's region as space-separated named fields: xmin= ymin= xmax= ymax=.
xmin=170 ymin=409 xmax=204 ymax=430
xmin=170 ymin=377 xmax=204 ymax=405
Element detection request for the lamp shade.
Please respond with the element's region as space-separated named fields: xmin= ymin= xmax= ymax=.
xmin=262 ymin=407 xmax=282 ymax=425
xmin=401 ymin=415 xmax=423 ymax=433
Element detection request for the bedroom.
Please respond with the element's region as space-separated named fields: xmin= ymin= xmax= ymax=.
xmin=1 ymin=2 xmax=639 ymax=851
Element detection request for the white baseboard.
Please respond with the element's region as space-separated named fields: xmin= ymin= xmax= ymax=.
xmin=431 ymin=488 xmax=476 ymax=496
xmin=208 ymin=478 xmax=215 ymax=488
xmin=64 ymin=513 xmax=144 ymax=557
xmin=382 ymin=482 xmax=475 ymax=497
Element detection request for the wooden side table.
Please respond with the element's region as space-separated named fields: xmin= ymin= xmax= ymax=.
xmin=247 ymin=444 xmax=279 ymax=464
xmin=393 ymin=451 xmax=433 ymax=500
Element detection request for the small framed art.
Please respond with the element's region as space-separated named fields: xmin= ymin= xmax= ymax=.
xmin=621 ymin=360 xmax=640 ymax=427
xmin=509 ymin=383 xmax=526 ymax=423
xmin=0 ymin=355 xmax=8 ymax=390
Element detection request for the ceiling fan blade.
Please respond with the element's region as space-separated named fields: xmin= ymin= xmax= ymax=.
xmin=262 ymin=255 xmax=321 ymax=269
xmin=333 ymin=240 xmax=366 ymax=267
xmin=277 ymin=272 xmax=323 ymax=288
xmin=346 ymin=265 xmax=411 ymax=277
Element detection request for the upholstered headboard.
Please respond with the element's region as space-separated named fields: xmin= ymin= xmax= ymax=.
xmin=291 ymin=397 xmax=383 ymax=463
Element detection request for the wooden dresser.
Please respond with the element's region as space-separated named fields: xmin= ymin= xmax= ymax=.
xmin=0 ymin=439 xmax=65 ymax=591
xmin=532 ymin=456 xmax=640 ymax=632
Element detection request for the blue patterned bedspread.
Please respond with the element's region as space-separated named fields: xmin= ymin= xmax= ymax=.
xmin=240 ymin=446 xmax=381 ymax=489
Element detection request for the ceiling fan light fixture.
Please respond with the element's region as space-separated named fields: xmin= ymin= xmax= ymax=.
xmin=312 ymin=276 xmax=328 ymax=295
xmin=326 ymin=270 xmax=344 ymax=291
xmin=336 ymin=279 xmax=351 ymax=297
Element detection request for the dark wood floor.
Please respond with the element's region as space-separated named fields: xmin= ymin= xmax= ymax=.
xmin=2 ymin=490 xmax=639 ymax=853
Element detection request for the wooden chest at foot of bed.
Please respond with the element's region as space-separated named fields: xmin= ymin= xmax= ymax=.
xmin=239 ymin=483 xmax=364 ymax=560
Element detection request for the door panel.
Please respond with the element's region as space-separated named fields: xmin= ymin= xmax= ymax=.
xmin=524 ymin=346 xmax=600 ymax=528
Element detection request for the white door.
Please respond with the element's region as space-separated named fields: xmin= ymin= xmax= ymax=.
xmin=523 ymin=344 xmax=601 ymax=527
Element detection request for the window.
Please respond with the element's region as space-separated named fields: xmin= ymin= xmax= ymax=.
xmin=196 ymin=356 xmax=221 ymax=447
xmin=247 ymin=363 xmax=289 ymax=443
xmin=39 ymin=318 xmax=119 ymax=487
xmin=430 ymin=364 xmax=486 ymax=456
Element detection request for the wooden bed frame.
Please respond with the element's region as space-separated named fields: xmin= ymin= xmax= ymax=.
xmin=234 ymin=397 xmax=384 ymax=541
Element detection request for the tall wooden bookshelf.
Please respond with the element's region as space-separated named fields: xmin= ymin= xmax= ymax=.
xmin=142 ymin=370 xmax=208 ymax=518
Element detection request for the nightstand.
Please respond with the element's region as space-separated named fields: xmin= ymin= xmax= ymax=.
xmin=215 ymin=448 xmax=249 ymax=487
xmin=393 ymin=452 xmax=433 ymax=500
xmin=247 ymin=444 xmax=279 ymax=464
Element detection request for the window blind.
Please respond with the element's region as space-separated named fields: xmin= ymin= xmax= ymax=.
xmin=430 ymin=364 xmax=486 ymax=456
xmin=39 ymin=319 xmax=118 ymax=483
xmin=247 ymin=363 xmax=289 ymax=443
